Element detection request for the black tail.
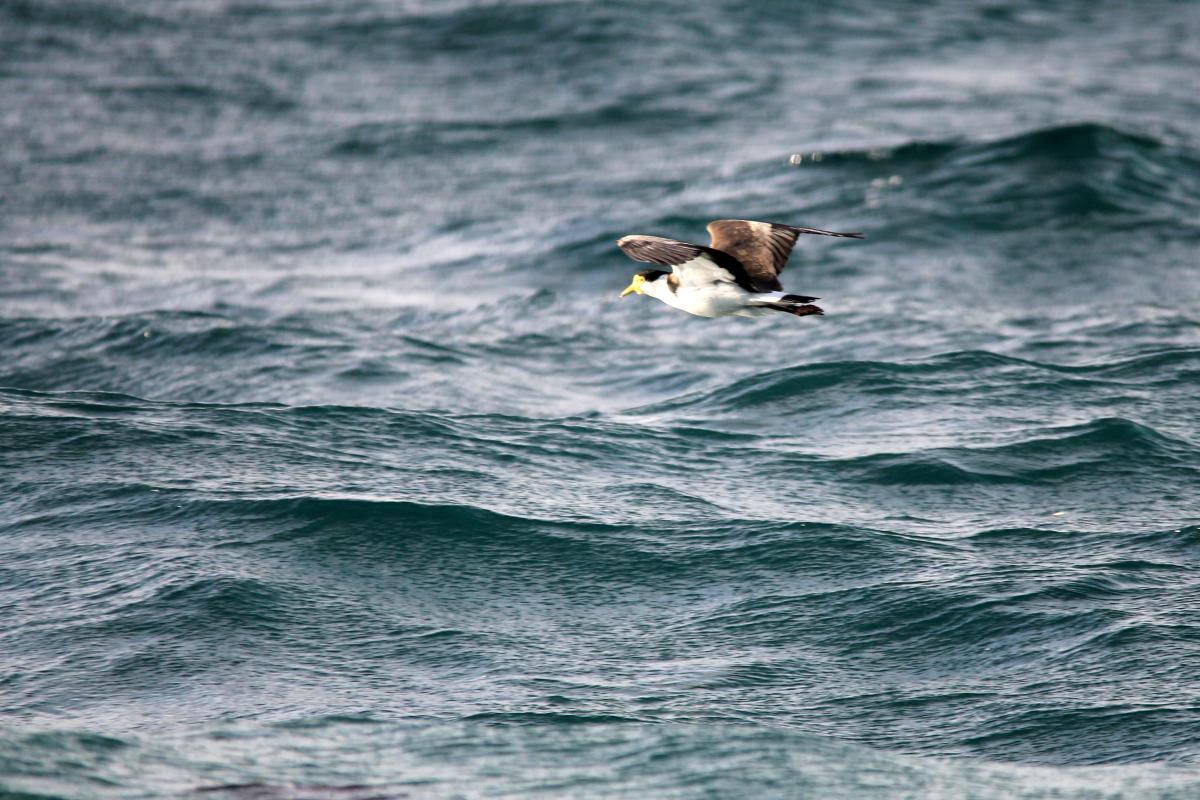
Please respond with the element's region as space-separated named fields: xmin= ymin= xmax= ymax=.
xmin=780 ymin=293 xmax=819 ymax=304
xmin=768 ymin=303 xmax=824 ymax=317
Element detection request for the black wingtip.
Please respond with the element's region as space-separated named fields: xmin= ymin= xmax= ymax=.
xmin=785 ymin=225 xmax=865 ymax=239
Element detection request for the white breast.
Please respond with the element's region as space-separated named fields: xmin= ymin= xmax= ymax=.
xmin=643 ymin=254 xmax=761 ymax=318
xmin=666 ymin=281 xmax=756 ymax=317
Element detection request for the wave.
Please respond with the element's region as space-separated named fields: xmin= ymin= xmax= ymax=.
xmin=811 ymin=123 xmax=1164 ymax=167
xmin=10 ymin=481 xmax=1194 ymax=624
xmin=0 ymin=0 xmax=162 ymax=31
xmin=88 ymin=78 xmax=297 ymax=115
xmin=5 ymin=374 xmax=1198 ymax=770
xmin=5 ymin=345 xmax=1196 ymax=515
xmin=0 ymin=311 xmax=440 ymax=403
xmin=639 ymin=348 xmax=1200 ymax=416
xmin=4 ymin=718 xmax=1200 ymax=799
xmin=170 ymin=495 xmax=950 ymax=589
xmin=840 ymin=417 xmax=1197 ymax=485
xmin=296 ymin=1 xmax=663 ymax=66
xmin=799 ymin=123 xmax=1200 ymax=233
xmin=327 ymin=97 xmax=724 ymax=158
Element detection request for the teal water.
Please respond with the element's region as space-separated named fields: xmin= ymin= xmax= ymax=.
xmin=3 ymin=1 xmax=1200 ymax=797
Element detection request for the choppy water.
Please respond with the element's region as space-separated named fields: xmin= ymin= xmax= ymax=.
xmin=3 ymin=1 xmax=1200 ymax=797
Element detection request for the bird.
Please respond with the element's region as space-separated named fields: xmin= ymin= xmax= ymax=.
xmin=617 ymin=219 xmax=862 ymax=318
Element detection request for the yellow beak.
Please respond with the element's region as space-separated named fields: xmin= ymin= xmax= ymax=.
xmin=620 ymin=275 xmax=644 ymax=298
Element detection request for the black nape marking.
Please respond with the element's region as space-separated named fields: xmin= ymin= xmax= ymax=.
xmin=636 ymin=269 xmax=668 ymax=281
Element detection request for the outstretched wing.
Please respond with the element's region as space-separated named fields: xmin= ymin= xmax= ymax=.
xmin=617 ymin=235 xmax=756 ymax=291
xmin=706 ymin=220 xmax=863 ymax=291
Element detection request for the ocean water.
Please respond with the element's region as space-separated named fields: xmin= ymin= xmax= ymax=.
xmin=3 ymin=0 xmax=1200 ymax=797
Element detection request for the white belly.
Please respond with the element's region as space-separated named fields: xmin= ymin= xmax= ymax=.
xmin=659 ymin=282 xmax=764 ymax=318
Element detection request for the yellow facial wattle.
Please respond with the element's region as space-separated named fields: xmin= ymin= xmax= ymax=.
xmin=620 ymin=274 xmax=645 ymax=298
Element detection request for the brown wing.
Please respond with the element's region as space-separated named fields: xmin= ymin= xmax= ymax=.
xmin=706 ymin=220 xmax=864 ymax=291
xmin=616 ymin=235 xmax=707 ymax=267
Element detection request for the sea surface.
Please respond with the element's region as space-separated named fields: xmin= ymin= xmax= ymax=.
xmin=3 ymin=1 xmax=1200 ymax=797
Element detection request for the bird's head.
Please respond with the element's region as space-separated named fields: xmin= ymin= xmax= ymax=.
xmin=620 ymin=269 xmax=668 ymax=298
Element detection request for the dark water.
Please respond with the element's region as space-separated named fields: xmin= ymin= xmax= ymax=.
xmin=3 ymin=0 xmax=1200 ymax=797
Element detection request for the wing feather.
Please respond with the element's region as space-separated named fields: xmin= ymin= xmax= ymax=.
xmin=617 ymin=235 xmax=706 ymax=267
xmin=617 ymin=235 xmax=757 ymax=291
xmin=706 ymin=220 xmax=863 ymax=291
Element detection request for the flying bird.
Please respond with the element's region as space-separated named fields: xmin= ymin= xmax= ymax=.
xmin=617 ymin=219 xmax=862 ymax=318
